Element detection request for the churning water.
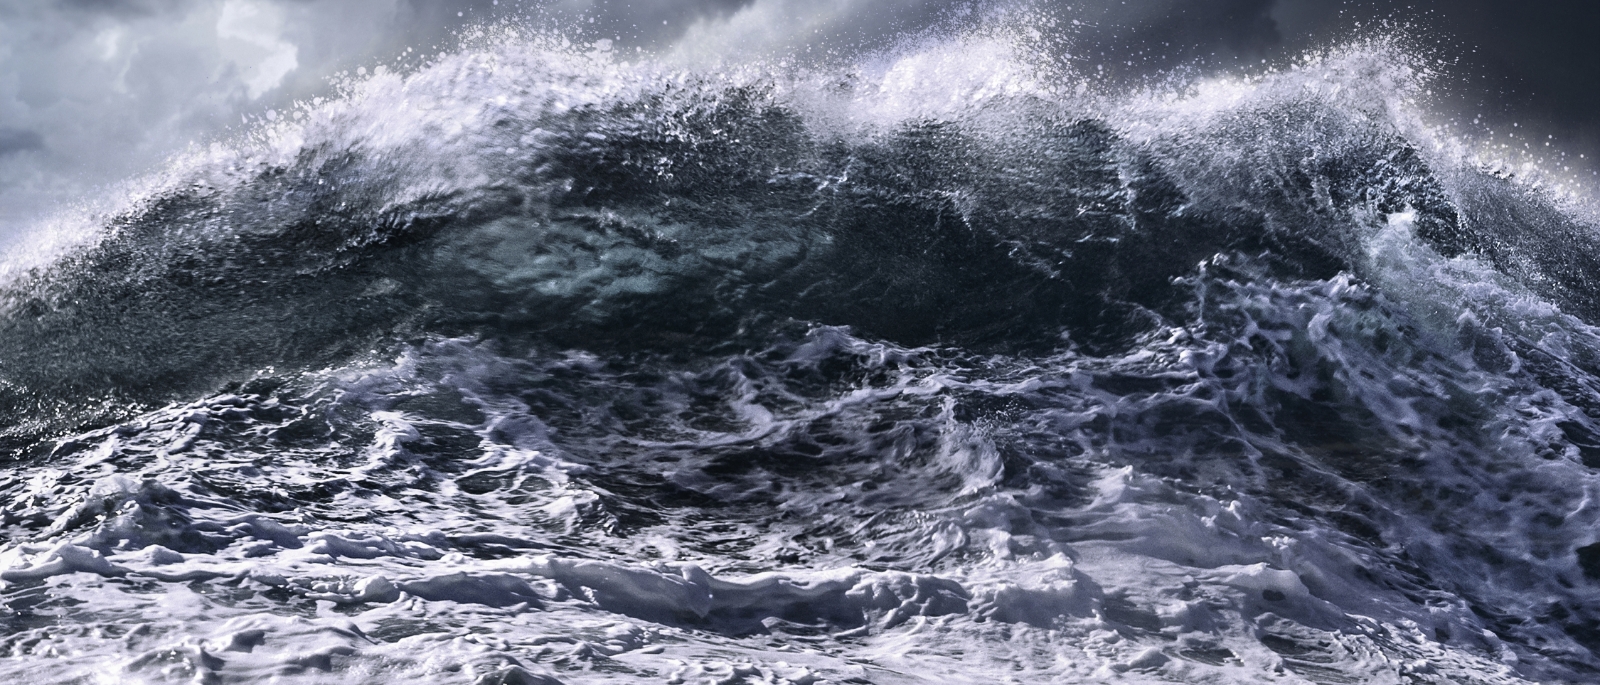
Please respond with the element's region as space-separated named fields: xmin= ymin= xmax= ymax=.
xmin=4 ymin=21 xmax=1600 ymax=685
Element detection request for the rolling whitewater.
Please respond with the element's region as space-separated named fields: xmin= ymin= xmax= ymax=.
xmin=4 ymin=19 xmax=1600 ymax=684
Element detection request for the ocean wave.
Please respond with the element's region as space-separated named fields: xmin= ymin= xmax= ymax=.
xmin=3 ymin=26 xmax=1600 ymax=684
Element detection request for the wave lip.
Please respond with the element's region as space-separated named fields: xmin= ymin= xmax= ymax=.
xmin=0 ymin=39 xmax=1489 ymax=435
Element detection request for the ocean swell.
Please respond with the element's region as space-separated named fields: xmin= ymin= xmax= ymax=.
xmin=3 ymin=28 xmax=1600 ymax=685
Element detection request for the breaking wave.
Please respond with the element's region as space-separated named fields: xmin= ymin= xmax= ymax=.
xmin=5 ymin=24 xmax=1600 ymax=685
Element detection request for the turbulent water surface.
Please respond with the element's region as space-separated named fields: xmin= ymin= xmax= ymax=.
xmin=6 ymin=23 xmax=1600 ymax=685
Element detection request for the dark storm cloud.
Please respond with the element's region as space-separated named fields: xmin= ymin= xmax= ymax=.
xmin=542 ymin=0 xmax=756 ymax=45
xmin=1039 ymin=0 xmax=1600 ymax=167
xmin=1383 ymin=2 xmax=1600 ymax=165
xmin=1053 ymin=0 xmax=1284 ymax=76
xmin=1121 ymin=0 xmax=1281 ymax=59
xmin=0 ymin=129 xmax=44 ymax=157
xmin=54 ymin=0 xmax=178 ymax=16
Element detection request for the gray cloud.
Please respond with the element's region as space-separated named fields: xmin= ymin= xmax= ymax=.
xmin=541 ymin=0 xmax=757 ymax=46
xmin=0 ymin=0 xmax=479 ymax=237
xmin=0 ymin=129 xmax=44 ymax=157
xmin=53 ymin=0 xmax=190 ymax=18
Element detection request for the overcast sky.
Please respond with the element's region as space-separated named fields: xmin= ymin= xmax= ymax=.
xmin=1 ymin=0 xmax=1597 ymax=242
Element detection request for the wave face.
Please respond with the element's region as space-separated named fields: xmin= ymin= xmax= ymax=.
xmin=6 ymin=29 xmax=1600 ymax=684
